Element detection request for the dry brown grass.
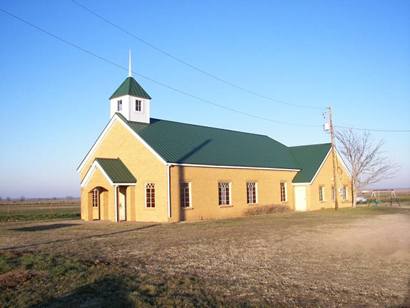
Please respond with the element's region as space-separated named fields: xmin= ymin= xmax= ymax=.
xmin=0 ymin=207 xmax=409 ymax=306
xmin=245 ymin=204 xmax=290 ymax=216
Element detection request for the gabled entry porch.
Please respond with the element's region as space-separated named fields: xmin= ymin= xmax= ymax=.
xmin=81 ymin=158 xmax=137 ymax=222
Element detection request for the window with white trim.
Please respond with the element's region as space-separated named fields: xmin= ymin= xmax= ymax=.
xmin=218 ymin=182 xmax=231 ymax=205
xmin=341 ymin=185 xmax=348 ymax=200
xmin=117 ymin=100 xmax=122 ymax=111
xmin=319 ymin=185 xmax=325 ymax=201
xmin=92 ymin=188 xmax=99 ymax=207
xmin=146 ymin=183 xmax=155 ymax=208
xmin=246 ymin=182 xmax=257 ymax=204
xmin=180 ymin=182 xmax=191 ymax=208
xmin=280 ymin=182 xmax=287 ymax=202
xmin=135 ymin=99 xmax=142 ymax=112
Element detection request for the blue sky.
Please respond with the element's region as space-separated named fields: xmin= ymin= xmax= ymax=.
xmin=0 ymin=0 xmax=409 ymax=198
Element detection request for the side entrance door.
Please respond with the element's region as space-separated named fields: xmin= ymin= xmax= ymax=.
xmin=294 ymin=186 xmax=307 ymax=211
xmin=118 ymin=187 xmax=127 ymax=221
xmin=92 ymin=188 xmax=100 ymax=220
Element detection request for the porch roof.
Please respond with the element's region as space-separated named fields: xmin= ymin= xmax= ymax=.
xmin=95 ymin=158 xmax=136 ymax=184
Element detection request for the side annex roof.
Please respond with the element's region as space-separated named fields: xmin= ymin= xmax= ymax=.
xmin=290 ymin=143 xmax=332 ymax=183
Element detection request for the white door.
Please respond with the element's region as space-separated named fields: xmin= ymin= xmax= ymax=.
xmin=118 ymin=188 xmax=126 ymax=221
xmin=294 ymin=186 xmax=307 ymax=211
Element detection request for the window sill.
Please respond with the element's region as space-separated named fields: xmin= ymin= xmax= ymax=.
xmin=247 ymin=203 xmax=258 ymax=206
xmin=219 ymin=205 xmax=233 ymax=208
xmin=144 ymin=207 xmax=156 ymax=210
xmin=182 ymin=207 xmax=193 ymax=210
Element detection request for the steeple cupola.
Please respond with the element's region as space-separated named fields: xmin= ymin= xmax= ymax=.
xmin=109 ymin=51 xmax=151 ymax=123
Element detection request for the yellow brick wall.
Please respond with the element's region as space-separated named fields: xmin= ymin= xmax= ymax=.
xmin=308 ymin=152 xmax=352 ymax=210
xmin=169 ymin=165 xmax=298 ymax=221
xmin=79 ymin=119 xmax=168 ymax=222
xmin=79 ymin=117 xmax=352 ymax=222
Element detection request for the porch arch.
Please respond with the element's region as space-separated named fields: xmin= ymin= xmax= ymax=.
xmin=88 ymin=186 xmax=109 ymax=220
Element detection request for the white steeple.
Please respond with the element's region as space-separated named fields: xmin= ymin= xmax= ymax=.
xmin=109 ymin=50 xmax=152 ymax=123
xmin=128 ymin=49 xmax=132 ymax=77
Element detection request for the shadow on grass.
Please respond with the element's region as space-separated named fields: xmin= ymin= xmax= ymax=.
xmin=10 ymin=223 xmax=79 ymax=232
xmin=38 ymin=276 xmax=134 ymax=308
xmin=1 ymin=224 xmax=159 ymax=251
xmin=37 ymin=274 xmax=227 ymax=308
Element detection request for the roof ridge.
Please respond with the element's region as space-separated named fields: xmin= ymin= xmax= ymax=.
xmin=130 ymin=116 xmax=272 ymax=139
xmin=110 ymin=113 xmax=300 ymax=170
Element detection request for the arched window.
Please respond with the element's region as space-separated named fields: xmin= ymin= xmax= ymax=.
xmin=280 ymin=182 xmax=287 ymax=202
xmin=146 ymin=183 xmax=155 ymax=208
xmin=246 ymin=182 xmax=257 ymax=204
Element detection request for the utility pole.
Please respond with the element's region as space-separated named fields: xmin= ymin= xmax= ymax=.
xmin=326 ymin=106 xmax=339 ymax=210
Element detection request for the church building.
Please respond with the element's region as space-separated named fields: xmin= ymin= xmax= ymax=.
xmin=77 ymin=61 xmax=352 ymax=223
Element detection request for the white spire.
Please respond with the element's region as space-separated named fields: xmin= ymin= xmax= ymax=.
xmin=128 ymin=49 xmax=132 ymax=77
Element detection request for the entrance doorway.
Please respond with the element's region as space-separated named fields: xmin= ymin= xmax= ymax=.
xmin=117 ymin=186 xmax=127 ymax=221
xmin=92 ymin=188 xmax=100 ymax=220
xmin=294 ymin=186 xmax=307 ymax=211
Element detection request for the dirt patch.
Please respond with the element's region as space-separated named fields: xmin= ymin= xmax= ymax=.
xmin=0 ymin=269 xmax=35 ymax=289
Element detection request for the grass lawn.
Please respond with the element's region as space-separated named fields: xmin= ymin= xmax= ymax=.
xmin=0 ymin=200 xmax=80 ymax=222
xmin=0 ymin=207 xmax=409 ymax=307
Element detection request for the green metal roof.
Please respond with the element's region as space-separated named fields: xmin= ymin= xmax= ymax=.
xmin=116 ymin=113 xmax=300 ymax=170
xmin=95 ymin=158 xmax=136 ymax=184
xmin=290 ymin=143 xmax=331 ymax=183
xmin=109 ymin=77 xmax=151 ymax=100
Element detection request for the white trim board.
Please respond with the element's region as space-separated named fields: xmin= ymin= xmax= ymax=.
xmin=77 ymin=114 xmax=166 ymax=174
xmin=308 ymin=148 xmax=332 ymax=185
xmin=336 ymin=150 xmax=351 ymax=177
xmin=171 ymin=163 xmax=300 ymax=172
xmin=116 ymin=117 xmax=166 ymax=164
xmin=293 ymin=147 xmax=352 ymax=186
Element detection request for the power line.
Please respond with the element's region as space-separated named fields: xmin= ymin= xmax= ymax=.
xmin=335 ymin=125 xmax=410 ymax=133
xmin=2 ymin=7 xmax=409 ymax=133
xmin=0 ymin=7 xmax=321 ymax=128
xmin=71 ymin=0 xmax=324 ymax=111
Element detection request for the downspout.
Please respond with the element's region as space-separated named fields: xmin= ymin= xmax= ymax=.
xmin=114 ymin=185 xmax=118 ymax=222
xmin=167 ymin=164 xmax=172 ymax=219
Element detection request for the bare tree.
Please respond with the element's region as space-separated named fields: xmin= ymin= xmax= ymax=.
xmin=336 ymin=129 xmax=397 ymax=207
